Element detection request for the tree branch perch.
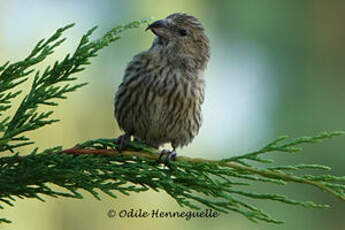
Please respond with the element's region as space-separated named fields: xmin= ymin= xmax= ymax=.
xmin=57 ymin=137 xmax=345 ymax=202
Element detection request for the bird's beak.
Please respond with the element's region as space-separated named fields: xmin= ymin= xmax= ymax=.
xmin=146 ymin=20 xmax=170 ymax=38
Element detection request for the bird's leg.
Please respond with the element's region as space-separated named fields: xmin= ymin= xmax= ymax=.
xmin=159 ymin=147 xmax=177 ymax=163
xmin=115 ymin=133 xmax=131 ymax=152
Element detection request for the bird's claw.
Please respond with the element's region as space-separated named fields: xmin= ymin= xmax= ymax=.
xmin=115 ymin=133 xmax=131 ymax=152
xmin=159 ymin=149 xmax=177 ymax=165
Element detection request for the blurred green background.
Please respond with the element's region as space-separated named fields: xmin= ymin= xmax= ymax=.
xmin=1 ymin=0 xmax=345 ymax=229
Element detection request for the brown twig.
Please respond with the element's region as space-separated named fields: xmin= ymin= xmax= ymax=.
xmin=57 ymin=145 xmax=345 ymax=201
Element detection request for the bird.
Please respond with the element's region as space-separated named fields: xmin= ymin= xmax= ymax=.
xmin=114 ymin=13 xmax=210 ymax=161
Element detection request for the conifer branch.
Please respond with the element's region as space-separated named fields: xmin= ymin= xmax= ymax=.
xmin=0 ymin=19 xmax=151 ymax=153
xmin=0 ymin=20 xmax=344 ymax=225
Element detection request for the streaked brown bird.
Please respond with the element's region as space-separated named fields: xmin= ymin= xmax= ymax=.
xmin=114 ymin=13 xmax=210 ymax=161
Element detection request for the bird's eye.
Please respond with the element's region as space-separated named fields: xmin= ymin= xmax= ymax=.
xmin=178 ymin=29 xmax=188 ymax=36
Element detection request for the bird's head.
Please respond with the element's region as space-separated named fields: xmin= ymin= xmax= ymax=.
xmin=146 ymin=13 xmax=210 ymax=71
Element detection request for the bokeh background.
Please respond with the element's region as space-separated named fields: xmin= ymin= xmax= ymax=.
xmin=1 ymin=0 xmax=345 ymax=229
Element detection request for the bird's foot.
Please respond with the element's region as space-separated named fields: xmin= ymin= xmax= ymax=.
xmin=114 ymin=133 xmax=131 ymax=152
xmin=159 ymin=148 xmax=177 ymax=165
